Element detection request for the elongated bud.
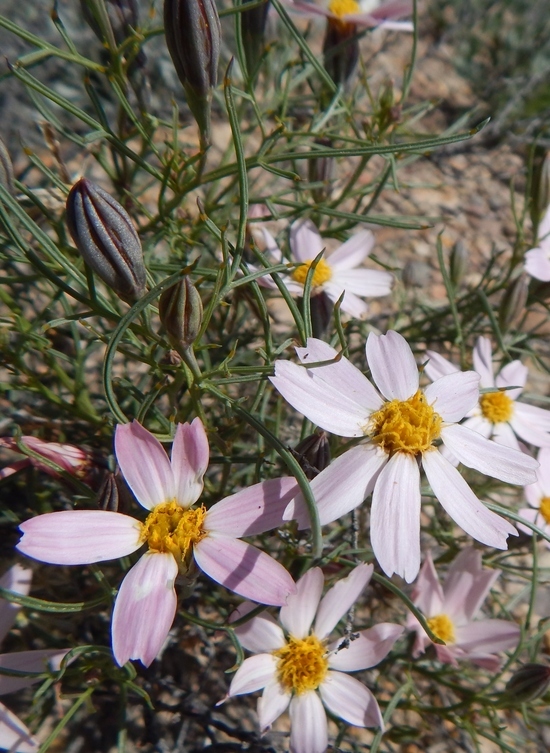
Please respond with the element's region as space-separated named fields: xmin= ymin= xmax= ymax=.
xmin=240 ymin=0 xmax=270 ymax=79
xmin=159 ymin=277 xmax=203 ymax=352
xmin=0 ymin=135 xmax=15 ymax=194
xmin=449 ymin=240 xmax=468 ymax=287
xmin=498 ymin=273 xmax=529 ymax=332
xmin=293 ymin=431 xmax=331 ymax=480
xmin=164 ymin=0 xmax=221 ymax=145
xmin=308 ymin=138 xmax=335 ymax=204
xmin=81 ymin=0 xmax=139 ymax=45
xmin=322 ymin=17 xmax=359 ymax=87
xmin=530 ymin=146 xmax=550 ymax=239
xmin=66 ymin=178 xmax=146 ymax=301
xmin=500 ymin=663 xmax=550 ymax=704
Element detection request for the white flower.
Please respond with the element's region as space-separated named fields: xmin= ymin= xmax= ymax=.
xmin=226 ymin=564 xmax=403 ymax=753
xmin=525 ymin=204 xmax=550 ymax=281
xmin=283 ymin=0 xmax=414 ymax=32
xmin=518 ymin=447 xmax=550 ymax=547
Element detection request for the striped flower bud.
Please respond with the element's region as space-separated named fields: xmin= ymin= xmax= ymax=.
xmin=81 ymin=0 xmax=140 ymax=46
xmin=501 ymin=663 xmax=550 ymax=704
xmin=449 ymin=240 xmax=468 ymax=287
xmin=159 ymin=277 xmax=203 ymax=352
xmin=66 ymin=178 xmax=146 ymax=301
xmin=164 ymin=0 xmax=221 ymax=145
xmin=498 ymin=273 xmax=529 ymax=332
xmin=0 ymin=135 xmax=15 ymax=195
xmin=292 ymin=431 xmax=331 ymax=480
xmin=240 ymin=0 xmax=270 ymax=79
xmin=530 ymin=146 xmax=550 ymax=239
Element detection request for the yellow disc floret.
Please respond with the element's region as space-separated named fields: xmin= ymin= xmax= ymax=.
xmin=479 ymin=391 xmax=513 ymax=424
xmin=328 ymin=0 xmax=361 ymax=18
xmin=540 ymin=497 xmax=550 ymax=525
xmin=368 ymin=390 xmax=442 ymax=456
xmin=291 ymin=258 xmax=332 ymax=288
xmin=426 ymin=613 xmax=455 ymax=644
xmin=141 ymin=501 xmax=207 ymax=564
xmin=274 ymin=635 xmax=329 ymax=695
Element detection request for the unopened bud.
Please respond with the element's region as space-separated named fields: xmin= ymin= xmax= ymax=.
xmin=322 ymin=18 xmax=359 ymax=87
xmin=164 ymin=0 xmax=221 ymax=145
xmin=498 ymin=273 xmax=529 ymax=332
xmin=449 ymin=240 xmax=468 ymax=287
xmin=501 ymin=663 xmax=550 ymax=704
xmin=529 ymin=146 xmax=550 ymax=238
xmin=0 ymin=136 xmax=15 ymax=194
xmin=66 ymin=178 xmax=146 ymax=301
xmin=293 ymin=431 xmax=331 ymax=480
xmin=308 ymin=138 xmax=335 ymax=204
xmin=309 ymin=290 xmax=333 ymax=339
xmin=81 ymin=0 xmax=139 ymax=45
xmin=240 ymin=0 xmax=270 ymax=78
xmin=159 ymin=277 xmax=203 ymax=352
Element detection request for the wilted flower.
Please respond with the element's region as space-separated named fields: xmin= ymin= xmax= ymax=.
xmin=66 ymin=178 xmax=146 ymax=301
xmin=251 ymin=219 xmax=393 ymax=319
xmin=273 ymin=332 xmax=538 ymax=582
xmin=17 ymin=420 xmax=297 ymax=667
xmin=407 ymin=549 xmax=520 ymax=670
xmin=425 ymin=336 xmax=550 ymax=451
xmin=525 ymin=203 xmax=550 ymax=282
xmin=226 ymin=565 xmax=403 ymax=753
xmin=518 ymin=447 xmax=550 ymax=547
xmin=0 ymin=436 xmax=95 ymax=482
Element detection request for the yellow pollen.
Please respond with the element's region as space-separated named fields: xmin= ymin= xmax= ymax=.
xmin=479 ymin=391 xmax=513 ymax=424
xmin=426 ymin=614 xmax=455 ymax=644
xmin=274 ymin=635 xmax=329 ymax=695
xmin=140 ymin=501 xmax=207 ymax=563
xmin=291 ymin=258 xmax=332 ymax=288
xmin=540 ymin=497 xmax=550 ymax=525
xmin=368 ymin=390 xmax=442 ymax=456
xmin=328 ymin=0 xmax=361 ymax=18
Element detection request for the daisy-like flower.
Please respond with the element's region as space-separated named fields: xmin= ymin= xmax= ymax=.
xmin=518 ymin=447 xmax=550 ymax=547
xmin=226 ymin=564 xmax=403 ymax=753
xmin=425 ymin=336 xmax=550 ymax=451
xmin=0 ymin=565 xmax=67 ymax=753
xmin=284 ymin=0 xmax=413 ymax=32
xmin=525 ymin=203 xmax=550 ymax=281
xmin=252 ymin=219 xmax=393 ymax=319
xmin=271 ymin=331 xmax=539 ymax=582
xmin=17 ymin=419 xmax=297 ymax=667
xmin=407 ymin=548 xmax=520 ymax=671
xmin=0 ymin=436 xmax=95 ymax=482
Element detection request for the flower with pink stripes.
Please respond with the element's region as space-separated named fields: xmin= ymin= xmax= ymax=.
xmin=226 ymin=564 xmax=403 ymax=753
xmin=283 ymin=0 xmax=413 ymax=32
xmin=0 ymin=436 xmax=94 ymax=482
xmin=407 ymin=548 xmax=520 ymax=670
xmin=272 ymin=331 xmax=538 ymax=582
xmin=17 ymin=420 xmax=297 ymax=667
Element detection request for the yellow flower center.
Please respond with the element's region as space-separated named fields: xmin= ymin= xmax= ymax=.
xmin=479 ymin=391 xmax=513 ymax=424
xmin=291 ymin=258 xmax=333 ymax=288
xmin=274 ymin=635 xmax=329 ymax=695
xmin=426 ymin=614 xmax=455 ymax=644
xmin=140 ymin=501 xmax=207 ymax=564
xmin=368 ymin=390 xmax=442 ymax=456
xmin=540 ymin=497 xmax=550 ymax=525
xmin=328 ymin=0 xmax=361 ymax=18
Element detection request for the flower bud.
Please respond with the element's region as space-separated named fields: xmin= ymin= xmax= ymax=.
xmin=0 ymin=135 xmax=15 ymax=195
xmin=322 ymin=18 xmax=359 ymax=87
xmin=240 ymin=0 xmax=270 ymax=78
xmin=529 ymin=146 xmax=550 ymax=239
xmin=498 ymin=273 xmax=529 ymax=332
xmin=308 ymin=138 xmax=335 ymax=204
xmin=164 ymin=0 xmax=221 ymax=144
xmin=81 ymin=0 xmax=140 ymax=46
xmin=66 ymin=178 xmax=146 ymax=301
xmin=292 ymin=431 xmax=331 ymax=480
xmin=449 ymin=240 xmax=468 ymax=287
xmin=159 ymin=277 xmax=203 ymax=352
xmin=501 ymin=663 xmax=550 ymax=704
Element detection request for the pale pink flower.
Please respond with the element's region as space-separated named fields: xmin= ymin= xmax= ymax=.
xmin=425 ymin=336 xmax=550 ymax=451
xmin=518 ymin=447 xmax=550 ymax=547
xmin=283 ymin=0 xmax=413 ymax=32
xmin=251 ymin=219 xmax=393 ymax=319
xmin=0 ymin=565 xmax=67 ymax=753
xmin=0 ymin=436 xmax=94 ymax=481
xmin=407 ymin=549 xmax=520 ymax=671
xmin=226 ymin=564 xmax=403 ymax=753
xmin=271 ymin=332 xmax=539 ymax=582
xmin=17 ymin=420 xmax=297 ymax=667
xmin=525 ymin=204 xmax=550 ymax=281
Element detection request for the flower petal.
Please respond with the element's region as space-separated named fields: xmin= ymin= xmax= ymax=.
xmin=525 ymin=247 xmax=550 ymax=282
xmin=328 ymin=229 xmax=374 ymax=268
xmin=115 ymin=421 xmax=174 ymax=509
xmin=423 ymin=350 xmax=459 ymax=381
xmin=232 ymin=607 xmax=286 ymax=653
xmin=111 ymin=552 xmax=177 ymax=667
xmin=259 ymin=679 xmax=292 ymax=731
xmin=491 ymin=420 xmax=521 ymax=450
xmin=440 ymin=423 xmax=539 ymax=485
xmin=424 ymin=371 xmax=480 ymax=423
xmin=454 ymin=618 xmax=520 ymax=654
xmin=331 ymin=268 xmax=393 ymax=297
xmin=328 ymin=623 xmax=403 ymax=672
xmin=324 ymin=283 xmax=369 ymax=319
xmin=513 ymin=402 xmax=550 ymax=432
xmin=171 ymin=418 xmax=209 ymax=507
xmin=314 ymin=564 xmax=373 ymax=639
xmin=370 ymin=453 xmax=421 ymax=582
xmin=0 ymin=701 xmax=38 ymax=753
xmin=0 ymin=650 xmax=66 ymax=695
xmin=290 ymin=219 xmax=325 ymax=262
xmin=17 ymin=511 xmax=142 ymax=565
xmin=228 ymin=654 xmax=278 ymax=696
xmin=534 ymin=447 xmax=550 ymax=492
xmin=410 ymin=553 xmax=444 ymax=617
xmin=280 ymin=568 xmax=324 ymax=639
xmin=194 ymin=536 xmax=296 ymax=606
xmin=320 ymin=671 xmax=383 ymax=729
xmin=422 ymin=449 xmax=516 ymax=548
xmin=495 ymin=360 xmax=527 ymax=399
xmin=472 ymin=337 xmax=495 ymax=388
xmin=205 ymin=477 xmax=298 ymax=537
xmin=366 ymin=331 xmax=418 ymax=400
xmin=0 ymin=565 xmax=32 ymax=644
xmin=289 ymin=692 xmax=328 ymax=753
xmin=510 ymin=407 xmax=550 ymax=448
xmin=442 ymin=547 xmax=500 ymax=622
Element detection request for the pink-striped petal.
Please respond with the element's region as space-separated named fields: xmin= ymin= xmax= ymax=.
xmin=366 ymin=331 xmax=418 ymax=401
xmin=319 ymin=671 xmax=383 ymax=729
xmin=423 ymin=350 xmax=459 ymax=381
xmin=454 ymin=619 xmax=520 ymax=654
xmin=115 ymin=421 xmax=174 ymax=509
xmin=258 ymin=679 xmax=292 ymax=730
xmin=331 ymin=269 xmax=393 ymax=297
xmin=0 ymin=650 xmax=66 ymax=695
xmin=0 ymin=565 xmax=32 ymax=644
xmin=233 ymin=610 xmax=285 ymax=654
xmin=328 ymin=623 xmax=403 ymax=672
xmin=0 ymin=701 xmax=38 ymax=753
xmin=280 ymin=568 xmax=324 ymax=639
xmin=424 ymin=371 xmax=480 ymax=423
xmin=171 ymin=419 xmax=209 ymax=508
xmin=193 ymin=536 xmax=296 ymax=606
xmin=410 ymin=553 xmax=444 ymax=617
xmin=314 ymin=564 xmax=373 ymax=639
xmin=17 ymin=511 xmax=142 ymax=565
xmin=440 ymin=423 xmax=538 ymax=484
xmin=111 ymin=552 xmax=177 ymax=667
xmin=289 ymin=219 xmax=325 ymax=263
xmin=472 ymin=337 xmax=495 ymax=388
xmin=495 ymin=360 xmax=527 ymax=399
xmin=289 ymin=692 xmax=328 ymax=753
xmin=228 ymin=654 xmax=278 ymax=696
xmin=370 ymin=453 xmax=421 ymax=582
xmin=422 ymin=450 xmax=516 ymax=548
xmin=205 ymin=477 xmax=298 ymax=537
xmin=442 ymin=547 xmax=500 ymax=623
xmin=328 ymin=230 xmax=374 ymax=269
xmin=324 ymin=284 xmax=369 ymax=319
